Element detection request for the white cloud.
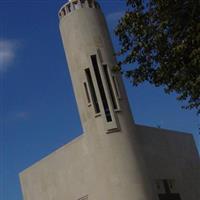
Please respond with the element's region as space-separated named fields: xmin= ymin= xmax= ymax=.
xmin=0 ymin=39 xmax=19 ymax=72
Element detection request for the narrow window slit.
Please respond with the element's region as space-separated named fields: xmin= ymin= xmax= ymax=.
xmin=103 ymin=65 xmax=118 ymax=110
xmin=91 ymin=55 xmax=112 ymax=122
xmin=83 ymin=82 xmax=91 ymax=104
xmin=88 ymin=0 xmax=93 ymax=8
xmin=67 ymin=4 xmax=71 ymax=12
xmin=61 ymin=8 xmax=66 ymax=16
xmin=85 ymin=68 xmax=100 ymax=114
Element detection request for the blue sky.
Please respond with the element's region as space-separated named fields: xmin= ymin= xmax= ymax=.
xmin=0 ymin=1 xmax=199 ymax=200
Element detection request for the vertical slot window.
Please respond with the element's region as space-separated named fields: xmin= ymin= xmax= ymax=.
xmin=80 ymin=0 xmax=86 ymax=7
xmin=94 ymin=2 xmax=100 ymax=9
xmin=73 ymin=2 xmax=77 ymax=10
xmin=88 ymin=0 xmax=93 ymax=8
xmin=91 ymin=55 xmax=112 ymax=122
xmin=85 ymin=68 xmax=100 ymax=114
xmin=103 ymin=65 xmax=118 ymax=110
xmin=83 ymin=82 xmax=91 ymax=104
xmin=61 ymin=8 xmax=66 ymax=16
xmin=67 ymin=4 xmax=71 ymax=12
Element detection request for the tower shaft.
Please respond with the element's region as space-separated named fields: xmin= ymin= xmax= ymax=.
xmin=59 ymin=0 xmax=154 ymax=199
xmin=59 ymin=0 xmax=134 ymax=133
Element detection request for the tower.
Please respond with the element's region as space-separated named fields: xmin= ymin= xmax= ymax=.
xmin=59 ymin=0 xmax=131 ymax=134
xmin=58 ymin=0 xmax=154 ymax=199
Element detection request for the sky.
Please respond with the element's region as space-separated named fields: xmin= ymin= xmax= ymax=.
xmin=0 ymin=1 xmax=199 ymax=200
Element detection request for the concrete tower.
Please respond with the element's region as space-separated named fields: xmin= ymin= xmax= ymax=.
xmin=58 ymin=0 xmax=154 ymax=199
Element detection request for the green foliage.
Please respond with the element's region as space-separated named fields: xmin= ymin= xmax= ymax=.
xmin=115 ymin=0 xmax=200 ymax=113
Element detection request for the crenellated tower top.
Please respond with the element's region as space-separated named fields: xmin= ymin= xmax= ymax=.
xmin=58 ymin=0 xmax=100 ymax=20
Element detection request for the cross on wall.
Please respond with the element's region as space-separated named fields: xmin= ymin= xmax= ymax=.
xmin=156 ymin=179 xmax=182 ymax=200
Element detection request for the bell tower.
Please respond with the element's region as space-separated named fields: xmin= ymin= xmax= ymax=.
xmin=59 ymin=0 xmax=154 ymax=199
xmin=59 ymin=0 xmax=134 ymax=134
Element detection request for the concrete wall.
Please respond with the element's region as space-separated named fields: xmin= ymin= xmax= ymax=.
xmin=136 ymin=125 xmax=200 ymax=200
xmin=20 ymin=125 xmax=200 ymax=200
xmin=20 ymin=128 xmax=153 ymax=200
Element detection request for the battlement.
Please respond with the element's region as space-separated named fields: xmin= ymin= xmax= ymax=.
xmin=58 ymin=0 xmax=100 ymax=19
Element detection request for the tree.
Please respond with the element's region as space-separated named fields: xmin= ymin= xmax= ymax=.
xmin=115 ymin=0 xmax=200 ymax=114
